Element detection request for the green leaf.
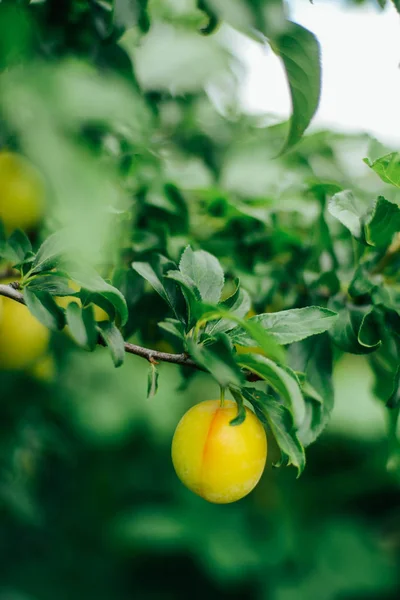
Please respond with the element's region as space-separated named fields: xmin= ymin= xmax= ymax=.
xmin=179 ymin=245 xmax=224 ymax=304
xmin=358 ymin=308 xmax=382 ymax=349
xmin=165 ymin=269 xmax=201 ymax=329
xmin=196 ymin=303 xmax=285 ymax=364
xmin=392 ymin=0 xmax=400 ymax=14
xmin=187 ymin=333 xmax=244 ymax=388
xmin=132 ymin=255 xmax=185 ymax=322
xmin=364 ymin=152 xmax=400 ymax=188
xmin=97 ymin=321 xmax=125 ymax=368
xmin=329 ymin=303 xmax=381 ymax=355
xmin=66 ymin=303 xmax=97 ymax=351
xmin=113 ymin=0 xmax=150 ymax=33
xmin=147 ymin=363 xmax=159 ymax=399
xmin=330 ymin=192 xmax=400 ymax=248
xmin=289 ymin=334 xmax=334 ymax=446
xmin=68 ymin=268 xmax=128 ymax=326
xmin=228 ymin=386 xmax=247 ymax=426
xmin=230 ymin=306 xmax=338 ymax=346
xmin=31 ymin=230 xmax=70 ymax=274
xmin=369 ymin=331 xmax=400 ymax=404
xmin=197 ymin=0 xmax=219 ymax=35
xmin=7 ymin=229 xmax=32 ymax=264
xmin=206 ymin=281 xmax=251 ymax=335
xmin=158 ymin=318 xmax=185 ymax=342
xmin=349 ymin=266 xmax=379 ymax=299
xmin=363 ymin=196 xmax=400 ymax=247
xmin=241 ymin=387 xmax=305 ymax=476
xmin=236 ymin=354 xmax=305 ymax=427
xmin=328 ymin=190 xmax=364 ymax=239
xmin=23 ymin=288 xmax=65 ymax=331
xmin=26 ymin=274 xmax=75 ymax=296
xmin=112 ymin=267 xmax=145 ymax=339
xmin=273 ymin=22 xmax=321 ymax=153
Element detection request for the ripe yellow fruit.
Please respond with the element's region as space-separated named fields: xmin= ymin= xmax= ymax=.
xmin=0 ymin=297 xmax=50 ymax=370
xmin=0 ymin=151 xmax=45 ymax=232
xmin=172 ymin=399 xmax=267 ymax=504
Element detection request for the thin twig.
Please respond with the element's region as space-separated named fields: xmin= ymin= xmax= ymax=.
xmin=0 ymin=282 xmax=207 ymax=373
xmin=0 ymin=283 xmax=25 ymax=305
xmin=0 ymin=281 xmax=261 ymax=380
xmin=124 ymin=342 xmax=201 ymax=370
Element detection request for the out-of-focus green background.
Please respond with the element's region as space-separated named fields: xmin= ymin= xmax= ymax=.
xmin=1 ymin=345 xmax=399 ymax=600
xmin=0 ymin=1 xmax=400 ymax=599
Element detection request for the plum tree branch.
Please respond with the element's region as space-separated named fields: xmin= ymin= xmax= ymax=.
xmin=0 ymin=282 xmax=202 ymax=372
xmin=123 ymin=341 xmax=200 ymax=370
xmin=0 ymin=282 xmax=261 ymax=380
xmin=0 ymin=282 xmax=25 ymax=305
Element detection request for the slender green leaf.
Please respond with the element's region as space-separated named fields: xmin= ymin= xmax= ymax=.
xmin=66 ymin=302 xmax=98 ymax=350
xmin=26 ymin=274 xmax=75 ymax=296
xmin=328 ymin=190 xmax=364 ymax=239
xmin=329 ymin=303 xmax=381 ymax=355
xmin=229 ymin=386 xmax=247 ymax=426
xmin=7 ymin=229 xmax=32 ymax=263
xmin=23 ymin=288 xmax=65 ymax=331
xmin=97 ymin=321 xmax=125 ymax=367
xmin=273 ymin=22 xmax=321 ymax=153
xmin=236 ymin=354 xmax=305 ymax=427
xmin=207 ymin=281 xmax=251 ymax=335
xmin=132 ymin=255 xmax=185 ymax=322
xmin=69 ymin=268 xmax=128 ymax=326
xmin=363 ymin=196 xmax=400 ymax=247
xmin=179 ymin=245 xmax=224 ymax=304
xmin=112 ymin=267 xmax=145 ymax=339
xmin=165 ymin=269 xmax=201 ymax=329
xmin=230 ymin=306 xmax=338 ymax=346
xmin=289 ymin=334 xmax=334 ymax=446
xmin=364 ymin=152 xmax=400 ymax=188
xmin=241 ymin=387 xmax=305 ymax=475
xmin=31 ymin=230 xmax=70 ymax=274
xmin=187 ymin=333 xmax=244 ymax=388
xmin=197 ymin=302 xmax=285 ymax=364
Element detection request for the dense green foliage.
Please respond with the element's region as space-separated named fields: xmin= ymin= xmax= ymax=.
xmin=0 ymin=1 xmax=400 ymax=598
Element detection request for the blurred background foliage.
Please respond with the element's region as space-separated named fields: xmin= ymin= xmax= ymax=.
xmin=0 ymin=1 xmax=400 ymax=599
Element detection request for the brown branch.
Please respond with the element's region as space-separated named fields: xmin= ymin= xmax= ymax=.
xmin=0 ymin=283 xmax=25 ymax=305
xmin=123 ymin=342 xmax=201 ymax=370
xmin=0 ymin=282 xmax=207 ymax=373
xmin=0 ymin=281 xmax=261 ymax=380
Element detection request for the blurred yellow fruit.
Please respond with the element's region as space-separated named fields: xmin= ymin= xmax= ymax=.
xmin=0 ymin=297 xmax=50 ymax=370
xmin=30 ymin=353 xmax=56 ymax=382
xmin=171 ymin=399 xmax=267 ymax=504
xmin=0 ymin=151 xmax=45 ymax=232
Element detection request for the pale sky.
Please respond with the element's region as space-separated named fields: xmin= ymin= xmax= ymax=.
xmin=240 ymin=0 xmax=400 ymax=144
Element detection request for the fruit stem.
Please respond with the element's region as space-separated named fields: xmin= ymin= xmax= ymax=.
xmin=220 ymin=386 xmax=226 ymax=407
